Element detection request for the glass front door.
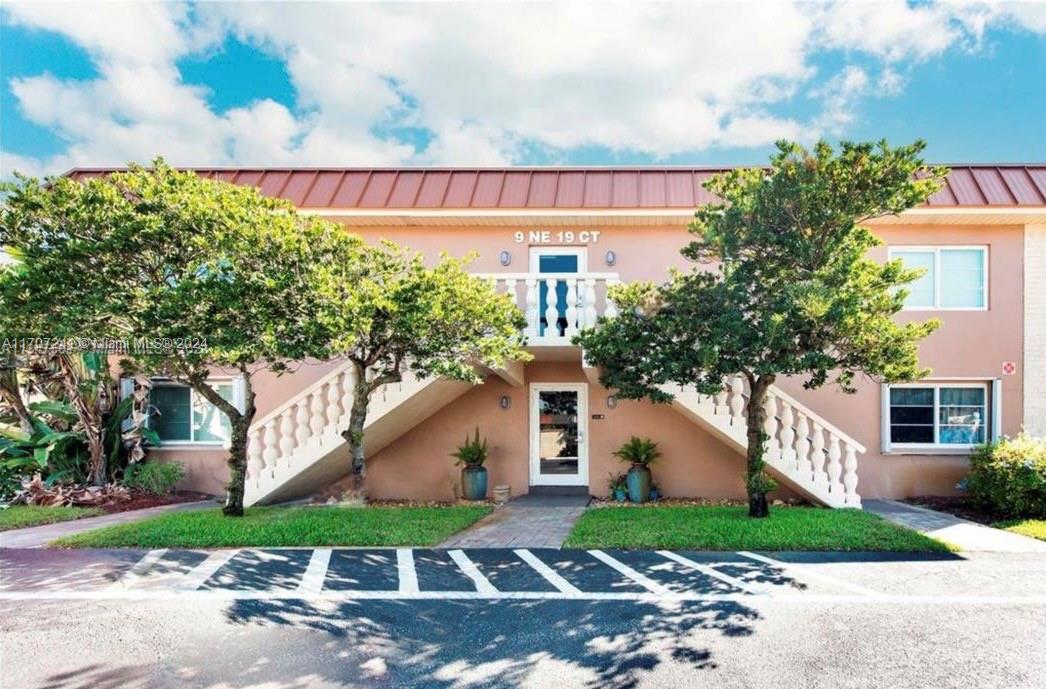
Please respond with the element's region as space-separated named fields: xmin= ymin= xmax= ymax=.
xmin=529 ymin=383 xmax=588 ymax=486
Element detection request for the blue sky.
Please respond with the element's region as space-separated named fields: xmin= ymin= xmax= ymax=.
xmin=1 ymin=1 xmax=1044 ymax=177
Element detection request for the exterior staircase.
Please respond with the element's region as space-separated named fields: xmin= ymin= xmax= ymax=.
xmin=243 ymin=362 xmax=474 ymax=506
xmin=661 ymin=376 xmax=864 ymax=508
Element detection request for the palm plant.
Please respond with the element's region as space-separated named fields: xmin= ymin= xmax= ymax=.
xmin=451 ymin=427 xmax=489 ymax=468
xmin=612 ymin=436 xmax=661 ymax=467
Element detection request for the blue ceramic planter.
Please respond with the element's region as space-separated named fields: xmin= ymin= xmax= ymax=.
xmin=627 ymin=465 xmax=651 ymax=503
xmin=461 ymin=466 xmax=488 ymax=500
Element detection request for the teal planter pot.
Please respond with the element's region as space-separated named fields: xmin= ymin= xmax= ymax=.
xmin=626 ymin=465 xmax=651 ymax=503
xmin=461 ymin=466 xmax=488 ymax=501
xmin=613 ymin=488 xmax=627 ymax=502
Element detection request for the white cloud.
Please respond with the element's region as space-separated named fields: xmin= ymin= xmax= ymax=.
xmin=2 ymin=1 xmax=1044 ymax=177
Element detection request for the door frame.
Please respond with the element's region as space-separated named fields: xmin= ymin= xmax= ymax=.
xmin=528 ymin=246 xmax=588 ymax=273
xmin=528 ymin=382 xmax=589 ymax=487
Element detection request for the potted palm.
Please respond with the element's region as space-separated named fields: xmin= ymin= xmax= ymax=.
xmin=613 ymin=436 xmax=661 ymax=503
xmin=607 ymin=472 xmax=628 ymax=502
xmin=452 ymin=427 xmax=489 ymax=501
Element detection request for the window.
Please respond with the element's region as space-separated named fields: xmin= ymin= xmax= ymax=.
xmin=890 ymin=246 xmax=987 ymax=310
xmin=149 ymin=382 xmax=233 ymax=444
xmin=887 ymin=384 xmax=988 ymax=448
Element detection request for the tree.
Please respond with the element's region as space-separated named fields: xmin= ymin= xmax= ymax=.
xmin=310 ymin=241 xmax=528 ymax=501
xmin=0 ymin=162 xmax=344 ymax=514
xmin=576 ymin=140 xmax=947 ymax=517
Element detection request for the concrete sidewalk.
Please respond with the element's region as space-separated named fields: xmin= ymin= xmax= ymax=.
xmin=864 ymin=499 xmax=1046 ymax=553
xmin=0 ymin=500 xmax=214 ymax=548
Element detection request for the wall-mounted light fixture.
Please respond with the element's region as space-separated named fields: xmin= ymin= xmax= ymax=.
xmin=605 ymin=250 xmax=617 ymax=267
xmin=606 ymin=395 xmax=617 ymax=409
xmin=499 ymin=395 xmax=512 ymax=410
xmin=499 ymin=250 xmax=512 ymax=267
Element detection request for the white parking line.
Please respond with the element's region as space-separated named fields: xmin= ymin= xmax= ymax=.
xmin=110 ymin=549 xmax=168 ymax=590
xmin=448 ymin=549 xmax=498 ymax=595
xmin=588 ymin=550 xmax=671 ymax=595
xmin=179 ymin=550 xmax=239 ymax=591
xmin=297 ymin=549 xmax=332 ymax=595
xmin=514 ymin=549 xmax=582 ymax=596
xmin=397 ymin=548 xmax=419 ymax=594
xmin=656 ymin=551 xmax=764 ymax=595
xmin=737 ymin=551 xmax=880 ymax=596
xmin=4 ymin=587 xmax=1045 ymax=605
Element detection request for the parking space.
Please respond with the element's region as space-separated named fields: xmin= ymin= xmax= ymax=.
xmin=0 ymin=546 xmax=887 ymax=601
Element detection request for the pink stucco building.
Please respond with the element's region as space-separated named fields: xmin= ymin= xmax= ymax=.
xmin=70 ymin=165 xmax=1046 ymax=508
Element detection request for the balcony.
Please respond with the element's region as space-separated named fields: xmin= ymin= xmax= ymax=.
xmin=477 ymin=272 xmax=621 ymax=347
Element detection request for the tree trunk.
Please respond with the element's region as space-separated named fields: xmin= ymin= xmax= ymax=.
xmin=55 ymin=354 xmax=107 ymax=486
xmin=340 ymin=371 xmax=371 ymax=504
xmin=744 ymin=374 xmax=774 ymax=518
xmin=188 ymin=372 xmax=254 ymax=517
xmin=223 ymin=416 xmax=250 ymax=517
xmin=1 ymin=354 xmax=33 ymax=434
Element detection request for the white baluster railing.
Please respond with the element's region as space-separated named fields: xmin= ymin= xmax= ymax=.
xmin=682 ymin=374 xmax=865 ymax=507
xmin=478 ymin=272 xmax=620 ymax=343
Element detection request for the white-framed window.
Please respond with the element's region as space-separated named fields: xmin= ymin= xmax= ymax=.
xmin=148 ymin=380 xmax=234 ymax=444
xmin=883 ymin=382 xmax=997 ymax=451
xmin=889 ymin=246 xmax=987 ymax=310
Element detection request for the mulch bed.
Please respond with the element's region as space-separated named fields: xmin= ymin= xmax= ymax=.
xmin=903 ymin=495 xmax=1009 ymax=526
xmin=97 ymin=490 xmax=215 ymax=514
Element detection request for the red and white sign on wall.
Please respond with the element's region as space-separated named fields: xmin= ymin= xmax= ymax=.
xmin=1002 ymin=361 xmax=1017 ymax=375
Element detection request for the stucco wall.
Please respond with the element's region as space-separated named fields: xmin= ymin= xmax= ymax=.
xmin=158 ymin=220 xmax=1028 ymax=501
xmin=326 ymin=362 xmax=788 ymax=502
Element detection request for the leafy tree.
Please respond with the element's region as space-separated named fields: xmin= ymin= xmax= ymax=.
xmin=576 ymin=140 xmax=946 ymax=517
xmin=310 ymin=241 xmax=528 ymax=501
xmin=0 ymin=161 xmax=344 ymax=514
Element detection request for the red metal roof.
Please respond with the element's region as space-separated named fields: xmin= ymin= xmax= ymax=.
xmin=66 ymin=165 xmax=1046 ymax=209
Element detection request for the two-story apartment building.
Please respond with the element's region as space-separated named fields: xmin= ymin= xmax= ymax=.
xmin=70 ymin=165 xmax=1046 ymax=508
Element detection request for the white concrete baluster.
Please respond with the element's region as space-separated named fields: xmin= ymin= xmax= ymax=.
xmin=309 ymin=389 xmax=326 ymax=438
xmin=544 ymin=278 xmax=561 ymax=337
xmin=843 ymin=442 xmax=860 ymax=505
xmin=778 ymin=401 xmax=795 ymax=464
xmin=261 ymin=421 xmax=279 ymax=481
xmin=762 ymin=392 xmax=779 ymax=459
xmin=327 ymin=373 xmax=344 ymax=427
xmin=713 ymin=386 xmax=729 ymax=416
xmin=278 ymin=410 xmax=296 ymax=463
xmin=810 ymin=422 xmax=826 ymax=486
xmin=604 ymin=278 xmax=621 ymax=319
xmin=794 ymin=412 xmax=811 ymax=475
xmin=728 ymin=376 xmax=745 ymax=424
xmin=505 ymin=279 xmax=518 ymax=310
xmin=826 ymin=434 xmax=843 ymax=492
xmin=583 ymin=278 xmax=597 ymax=328
xmin=564 ymin=279 xmax=579 ymax=337
xmin=524 ymin=279 xmax=539 ymax=338
xmin=294 ymin=401 xmax=310 ymax=449
xmin=247 ymin=427 xmax=264 ymax=484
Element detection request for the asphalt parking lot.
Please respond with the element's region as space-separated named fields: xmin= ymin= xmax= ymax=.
xmin=2 ymin=547 xmax=1045 ymax=688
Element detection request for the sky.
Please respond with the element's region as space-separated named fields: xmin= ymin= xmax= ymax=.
xmin=1 ymin=1 xmax=1044 ymax=178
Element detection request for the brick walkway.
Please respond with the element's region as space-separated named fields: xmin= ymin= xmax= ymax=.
xmin=439 ymin=495 xmax=589 ymax=548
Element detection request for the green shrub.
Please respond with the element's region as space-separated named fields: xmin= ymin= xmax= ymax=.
xmin=123 ymin=461 xmax=185 ymax=495
xmin=966 ymin=435 xmax=1046 ymax=518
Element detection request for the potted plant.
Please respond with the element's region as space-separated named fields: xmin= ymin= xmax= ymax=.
xmin=649 ymin=483 xmax=661 ymax=501
xmin=452 ymin=427 xmax=489 ymax=501
xmin=608 ymin=472 xmax=628 ymax=502
xmin=613 ymin=436 xmax=661 ymax=503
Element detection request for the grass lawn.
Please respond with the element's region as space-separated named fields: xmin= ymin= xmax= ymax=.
xmin=564 ymin=504 xmax=951 ymax=552
xmin=0 ymin=505 xmax=105 ymax=532
xmin=994 ymin=518 xmax=1046 ymax=542
xmin=49 ymin=504 xmax=492 ymax=548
